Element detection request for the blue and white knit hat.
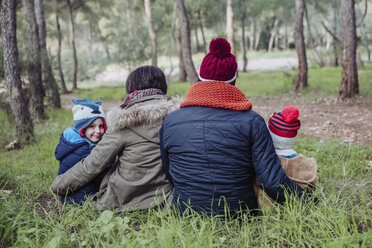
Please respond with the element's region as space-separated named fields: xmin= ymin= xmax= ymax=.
xmin=72 ymin=98 xmax=107 ymax=137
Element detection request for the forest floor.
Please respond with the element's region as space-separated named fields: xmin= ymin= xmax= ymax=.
xmin=61 ymin=93 xmax=372 ymax=147
xmin=65 ymin=57 xmax=372 ymax=147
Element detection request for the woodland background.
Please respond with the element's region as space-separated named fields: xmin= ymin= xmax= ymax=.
xmin=0 ymin=0 xmax=371 ymax=247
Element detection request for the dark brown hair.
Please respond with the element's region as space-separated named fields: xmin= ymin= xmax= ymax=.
xmin=125 ymin=66 xmax=168 ymax=94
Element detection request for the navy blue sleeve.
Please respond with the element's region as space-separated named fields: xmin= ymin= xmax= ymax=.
xmin=160 ymin=121 xmax=173 ymax=185
xmin=250 ymin=115 xmax=303 ymax=203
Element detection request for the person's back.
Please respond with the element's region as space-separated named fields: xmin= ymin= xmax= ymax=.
xmin=51 ymin=66 xmax=176 ymax=212
xmin=55 ymin=98 xmax=107 ymax=205
xmin=161 ymin=38 xmax=304 ymax=216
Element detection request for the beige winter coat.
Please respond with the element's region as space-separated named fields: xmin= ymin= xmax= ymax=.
xmin=51 ymin=95 xmax=179 ymax=212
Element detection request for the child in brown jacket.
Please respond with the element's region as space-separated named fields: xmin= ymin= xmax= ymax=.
xmin=254 ymin=106 xmax=318 ymax=209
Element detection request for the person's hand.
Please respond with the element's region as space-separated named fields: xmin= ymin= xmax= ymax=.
xmin=50 ymin=175 xmax=67 ymax=196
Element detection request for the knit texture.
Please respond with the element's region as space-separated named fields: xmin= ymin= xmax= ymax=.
xmin=123 ymin=88 xmax=165 ymax=104
xmin=72 ymin=98 xmax=106 ymax=137
xmin=180 ymin=81 xmax=252 ymax=111
xmin=268 ymin=106 xmax=301 ymax=138
xmin=199 ymin=38 xmax=238 ymax=82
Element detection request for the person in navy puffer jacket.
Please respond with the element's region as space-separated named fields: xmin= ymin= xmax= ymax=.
xmin=160 ymin=38 xmax=305 ymax=216
xmin=55 ymin=98 xmax=108 ymax=205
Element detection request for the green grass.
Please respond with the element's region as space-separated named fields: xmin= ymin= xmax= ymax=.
xmin=72 ymin=87 xmax=126 ymax=101
xmin=1 ymin=64 xmax=371 ymax=247
xmin=0 ymin=110 xmax=371 ymax=246
xmin=72 ymin=63 xmax=372 ymax=102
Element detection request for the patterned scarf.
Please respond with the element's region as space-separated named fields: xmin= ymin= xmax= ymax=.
xmin=180 ymin=81 xmax=252 ymax=111
xmin=123 ymin=88 xmax=165 ymax=104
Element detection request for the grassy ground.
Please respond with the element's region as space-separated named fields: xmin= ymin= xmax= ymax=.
xmin=72 ymin=63 xmax=372 ymax=101
xmin=1 ymin=65 xmax=371 ymax=247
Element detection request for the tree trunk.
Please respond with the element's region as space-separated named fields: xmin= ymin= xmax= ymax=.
xmin=55 ymin=0 xmax=68 ymax=93
xmin=197 ymin=10 xmax=207 ymax=54
xmin=294 ymin=0 xmax=308 ymax=92
xmin=194 ymin=26 xmax=200 ymax=52
xmin=35 ymin=0 xmax=61 ymax=108
xmin=254 ymin=22 xmax=261 ymax=51
xmin=339 ymin=0 xmax=359 ymax=99
xmin=175 ymin=0 xmax=198 ymax=84
xmin=274 ymin=27 xmax=279 ymax=50
xmin=332 ymin=0 xmax=340 ymax=67
xmin=360 ymin=22 xmax=370 ymax=61
xmin=304 ymin=3 xmax=324 ymax=68
xmin=22 ymin=0 xmax=45 ymax=118
xmin=249 ymin=19 xmax=255 ymax=51
xmin=284 ymin=23 xmax=289 ymax=49
xmin=240 ymin=1 xmax=247 ymax=72
xmin=176 ymin=20 xmax=187 ymax=81
xmin=226 ymin=0 xmax=234 ymax=54
xmin=144 ymin=0 xmax=157 ymax=66
xmin=66 ymin=0 xmax=78 ymax=89
xmin=1 ymin=0 xmax=34 ymax=145
xmin=268 ymin=18 xmax=279 ymax=53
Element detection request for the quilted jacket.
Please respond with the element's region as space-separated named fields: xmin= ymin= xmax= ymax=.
xmin=161 ymin=106 xmax=304 ymax=216
xmin=55 ymin=128 xmax=103 ymax=205
xmin=51 ymin=95 xmax=178 ymax=212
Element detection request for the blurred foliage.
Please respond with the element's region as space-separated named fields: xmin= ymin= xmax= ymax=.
xmin=0 ymin=0 xmax=370 ymax=91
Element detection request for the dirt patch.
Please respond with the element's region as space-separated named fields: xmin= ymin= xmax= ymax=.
xmin=34 ymin=192 xmax=61 ymax=219
xmin=61 ymin=93 xmax=372 ymax=147
xmin=250 ymin=95 xmax=372 ymax=147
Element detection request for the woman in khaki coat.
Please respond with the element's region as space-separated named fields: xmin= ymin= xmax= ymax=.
xmin=51 ymin=66 xmax=178 ymax=212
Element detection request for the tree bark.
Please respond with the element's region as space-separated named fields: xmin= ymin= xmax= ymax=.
xmin=22 ymin=0 xmax=45 ymax=118
xmin=358 ymin=7 xmax=370 ymax=61
xmin=304 ymin=3 xmax=324 ymax=68
xmin=332 ymin=0 xmax=340 ymax=66
xmin=360 ymin=23 xmax=370 ymax=61
xmin=66 ymin=0 xmax=78 ymax=89
xmin=144 ymin=0 xmax=157 ymax=66
xmin=249 ymin=19 xmax=256 ymax=51
xmin=55 ymin=0 xmax=68 ymax=93
xmin=339 ymin=0 xmax=359 ymax=99
xmin=176 ymin=20 xmax=186 ymax=81
xmin=35 ymin=0 xmax=61 ymax=108
xmin=294 ymin=0 xmax=308 ymax=92
xmin=254 ymin=21 xmax=261 ymax=51
xmin=197 ymin=10 xmax=207 ymax=54
xmin=175 ymin=0 xmax=198 ymax=84
xmin=226 ymin=0 xmax=234 ymax=54
xmin=268 ymin=18 xmax=279 ymax=53
xmin=240 ymin=1 xmax=247 ymax=72
xmin=284 ymin=23 xmax=289 ymax=49
xmin=1 ymin=0 xmax=34 ymax=145
xmin=194 ymin=26 xmax=200 ymax=52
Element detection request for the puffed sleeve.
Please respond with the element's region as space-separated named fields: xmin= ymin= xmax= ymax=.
xmin=51 ymin=129 xmax=126 ymax=195
xmin=251 ymin=115 xmax=303 ymax=203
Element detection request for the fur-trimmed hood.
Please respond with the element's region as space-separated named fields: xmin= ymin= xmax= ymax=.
xmin=107 ymin=95 xmax=181 ymax=131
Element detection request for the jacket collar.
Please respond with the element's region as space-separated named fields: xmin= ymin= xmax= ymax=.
xmin=107 ymin=95 xmax=180 ymax=131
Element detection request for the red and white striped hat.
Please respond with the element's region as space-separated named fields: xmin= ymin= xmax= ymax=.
xmin=268 ymin=106 xmax=301 ymax=138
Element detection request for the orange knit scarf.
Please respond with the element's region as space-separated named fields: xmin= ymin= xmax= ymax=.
xmin=180 ymin=81 xmax=252 ymax=111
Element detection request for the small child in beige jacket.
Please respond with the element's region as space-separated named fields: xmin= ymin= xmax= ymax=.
xmin=254 ymin=106 xmax=318 ymax=209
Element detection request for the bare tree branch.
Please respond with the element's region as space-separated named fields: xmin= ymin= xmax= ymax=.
xmin=356 ymin=0 xmax=368 ymax=27
xmin=313 ymin=0 xmax=341 ymax=42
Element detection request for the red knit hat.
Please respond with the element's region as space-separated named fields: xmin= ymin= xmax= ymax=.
xmin=268 ymin=106 xmax=301 ymax=138
xmin=199 ymin=38 xmax=238 ymax=84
